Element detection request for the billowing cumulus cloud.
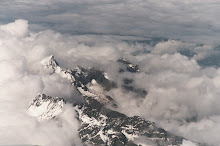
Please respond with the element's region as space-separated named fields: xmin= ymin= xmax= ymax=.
xmin=0 ymin=20 xmax=82 ymax=146
xmin=1 ymin=14 xmax=220 ymax=146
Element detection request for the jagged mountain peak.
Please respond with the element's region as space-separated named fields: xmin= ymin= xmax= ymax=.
xmin=41 ymin=55 xmax=58 ymax=70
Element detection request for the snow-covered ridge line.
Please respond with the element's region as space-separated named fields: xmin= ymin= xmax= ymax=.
xmin=41 ymin=55 xmax=113 ymax=104
xmin=41 ymin=55 xmax=74 ymax=81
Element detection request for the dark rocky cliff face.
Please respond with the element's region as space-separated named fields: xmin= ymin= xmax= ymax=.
xmin=76 ymin=97 xmax=184 ymax=146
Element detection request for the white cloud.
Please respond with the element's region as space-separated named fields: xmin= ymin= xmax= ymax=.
xmin=1 ymin=19 xmax=220 ymax=145
xmin=0 ymin=20 xmax=82 ymax=146
xmin=0 ymin=19 xmax=28 ymax=37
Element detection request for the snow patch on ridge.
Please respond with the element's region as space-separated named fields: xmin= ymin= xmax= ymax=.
xmin=181 ymin=140 xmax=197 ymax=146
xmin=41 ymin=55 xmax=74 ymax=81
xmin=28 ymin=93 xmax=64 ymax=121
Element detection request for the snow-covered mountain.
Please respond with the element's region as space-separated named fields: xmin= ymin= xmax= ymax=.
xmin=28 ymin=94 xmax=64 ymax=121
xmin=28 ymin=55 xmax=203 ymax=146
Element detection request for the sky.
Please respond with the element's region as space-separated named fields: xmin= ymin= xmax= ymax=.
xmin=1 ymin=1 xmax=220 ymax=146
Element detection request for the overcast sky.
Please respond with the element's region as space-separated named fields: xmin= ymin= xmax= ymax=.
xmin=0 ymin=0 xmax=220 ymax=44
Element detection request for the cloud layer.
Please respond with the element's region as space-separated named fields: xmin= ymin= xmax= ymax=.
xmin=0 ymin=0 xmax=220 ymax=44
xmin=1 ymin=19 xmax=220 ymax=145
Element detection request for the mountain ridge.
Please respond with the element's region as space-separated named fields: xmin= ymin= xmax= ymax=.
xmin=28 ymin=55 xmax=204 ymax=146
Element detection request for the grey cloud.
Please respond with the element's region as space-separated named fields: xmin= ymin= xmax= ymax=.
xmin=0 ymin=0 xmax=220 ymax=44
